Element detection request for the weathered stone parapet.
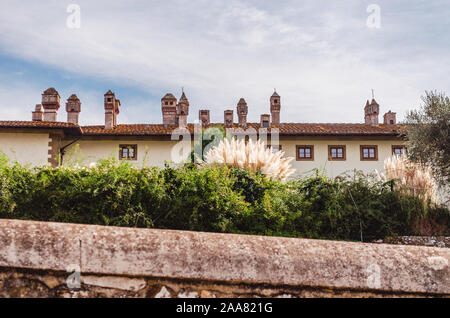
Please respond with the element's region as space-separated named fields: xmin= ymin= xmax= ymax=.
xmin=0 ymin=219 xmax=449 ymax=298
xmin=379 ymin=236 xmax=450 ymax=248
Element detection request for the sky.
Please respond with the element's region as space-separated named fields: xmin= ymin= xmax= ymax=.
xmin=0 ymin=0 xmax=449 ymax=125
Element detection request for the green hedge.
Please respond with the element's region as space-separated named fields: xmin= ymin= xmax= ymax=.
xmin=0 ymin=157 xmax=448 ymax=241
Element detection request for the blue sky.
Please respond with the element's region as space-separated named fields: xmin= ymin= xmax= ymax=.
xmin=0 ymin=0 xmax=449 ymax=125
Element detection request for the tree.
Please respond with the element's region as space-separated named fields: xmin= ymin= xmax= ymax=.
xmin=405 ymin=91 xmax=450 ymax=186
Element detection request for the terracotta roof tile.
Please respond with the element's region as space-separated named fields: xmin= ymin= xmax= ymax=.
xmin=0 ymin=120 xmax=406 ymax=137
xmin=278 ymin=123 xmax=405 ymax=136
xmin=81 ymin=124 xmax=176 ymax=136
xmin=0 ymin=120 xmax=78 ymax=129
xmin=81 ymin=123 xmax=406 ymax=137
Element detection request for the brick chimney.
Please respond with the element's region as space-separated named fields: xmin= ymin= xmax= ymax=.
xmin=161 ymin=93 xmax=177 ymax=125
xmin=32 ymin=104 xmax=44 ymax=121
xmin=364 ymin=99 xmax=379 ymax=125
xmin=383 ymin=110 xmax=396 ymax=125
xmin=260 ymin=114 xmax=270 ymax=128
xmin=177 ymin=91 xmax=189 ymax=127
xmin=114 ymin=99 xmax=121 ymax=126
xmin=66 ymin=94 xmax=81 ymax=125
xmin=41 ymin=88 xmax=60 ymax=122
xmin=237 ymin=98 xmax=248 ymax=127
xmin=199 ymin=110 xmax=210 ymax=126
xmin=104 ymin=90 xmax=120 ymax=129
xmin=224 ymin=110 xmax=233 ymax=127
xmin=270 ymin=91 xmax=280 ymax=125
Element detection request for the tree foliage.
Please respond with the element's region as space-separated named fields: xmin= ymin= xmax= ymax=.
xmin=405 ymin=91 xmax=450 ymax=185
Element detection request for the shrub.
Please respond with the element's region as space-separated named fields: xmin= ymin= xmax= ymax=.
xmin=0 ymin=158 xmax=448 ymax=241
xmin=153 ymin=164 xmax=248 ymax=232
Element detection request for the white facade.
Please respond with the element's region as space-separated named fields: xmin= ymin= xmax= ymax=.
xmin=281 ymin=138 xmax=402 ymax=177
xmin=64 ymin=139 xmax=182 ymax=168
xmin=61 ymin=136 xmax=405 ymax=178
xmin=0 ymin=132 xmax=50 ymax=166
xmin=0 ymin=125 xmax=406 ymax=178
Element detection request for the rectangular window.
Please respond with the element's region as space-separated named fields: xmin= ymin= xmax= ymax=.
xmin=119 ymin=144 xmax=138 ymax=160
xmin=328 ymin=145 xmax=346 ymax=161
xmin=392 ymin=145 xmax=407 ymax=156
xmin=360 ymin=145 xmax=378 ymax=161
xmin=262 ymin=120 xmax=269 ymax=128
xmin=296 ymin=145 xmax=314 ymax=161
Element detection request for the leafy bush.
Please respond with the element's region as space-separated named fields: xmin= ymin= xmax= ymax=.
xmin=0 ymin=156 xmax=448 ymax=241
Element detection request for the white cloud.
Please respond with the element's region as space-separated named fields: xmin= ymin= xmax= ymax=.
xmin=0 ymin=0 xmax=449 ymax=125
xmin=0 ymin=84 xmax=41 ymax=120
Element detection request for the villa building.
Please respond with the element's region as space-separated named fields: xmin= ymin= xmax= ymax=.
xmin=0 ymin=88 xmax=407 ymax=177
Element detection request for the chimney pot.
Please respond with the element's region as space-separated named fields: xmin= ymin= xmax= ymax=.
xmin=104 ymin=90 xmax=118 ymax=129
xmin=260 ymin=114 xmax=270 ymax=128
xmin=199 ymin=110 xmax=210 ymax=126
xmin=224 ymin=110 xmax=233 ymax=127
xmin=364 ymin=98 xmax=379 ymax=125
xmin=383 ymin=110 xmax=396 ymax=125
xmin=66 ymin=94 xmax=81 ymax=125
xmin=41 ymin=88 xmax=60 ymax=122
xmin=161 ymin=93 xmax=177 ymax=125
xmin=270 ymin=91 xmax=281 ymax=125
xmin=237 ymin=98 xmax=248 ymax=127
xmin=32 ymin=104 xmax=44 ymax=121
xmin=177 ymin=92 xmax=189 ymax=127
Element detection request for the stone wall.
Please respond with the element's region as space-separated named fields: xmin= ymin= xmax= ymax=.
xmin=0 ymin=219 xmax=449 ymax=298
xmin=379 ymin=236 xmax=450 ymax=248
